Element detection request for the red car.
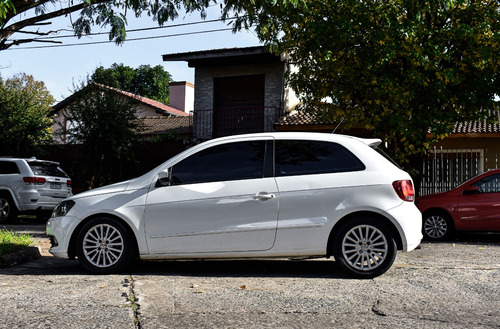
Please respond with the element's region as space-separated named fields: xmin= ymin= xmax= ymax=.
xmin=416 ymin=169 xmax=500 ymax=241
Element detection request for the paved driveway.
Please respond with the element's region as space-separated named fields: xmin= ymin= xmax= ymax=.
xmin=1 ymin=224 xmax=499 ymax=328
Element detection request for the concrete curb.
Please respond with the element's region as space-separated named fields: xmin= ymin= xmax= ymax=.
xmin=0 ymin=246 xmax=42 ymax=268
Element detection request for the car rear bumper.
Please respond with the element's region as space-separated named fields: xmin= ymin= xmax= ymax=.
xmin=17 ymin=192 xmax=69 ymax=211
xmin=387 ymin=202 xmax=423 ymax=252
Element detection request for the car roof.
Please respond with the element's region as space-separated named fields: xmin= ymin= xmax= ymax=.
xmin=206 ymin=132 xmax=382 ymax=146
xmin=0 ymin=157 xmax=60 ymax=166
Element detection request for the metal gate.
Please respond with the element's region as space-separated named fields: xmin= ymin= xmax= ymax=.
xmin=419 ymin=146 xmax=499 ymax=196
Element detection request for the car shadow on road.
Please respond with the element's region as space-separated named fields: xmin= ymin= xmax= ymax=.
xmin=421 ymin=232 xmax=500 ymax=246
xmin=0 ymin=255 xmax=359 ymax=279
xmin=129 ymin=258 xmax=356 ymax=279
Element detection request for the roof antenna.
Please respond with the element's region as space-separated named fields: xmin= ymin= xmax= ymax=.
xmin=332 ymin=117 xmax=345 ymax=134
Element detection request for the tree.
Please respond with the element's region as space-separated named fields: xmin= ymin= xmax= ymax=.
xmin=91 ymin=63 xmax=171 ymax=104
xmin=227 ymin=0 xmax=500 ymax=170
xmin=0 ymin=0 xmax=215 ymax=50
xmin=0 ymin=73 xmax=54 ymax=156
xmin=64 ymin=84 xmax=143 ymax=189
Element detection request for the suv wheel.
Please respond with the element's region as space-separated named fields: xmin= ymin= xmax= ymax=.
xmin=0 ymin=195 xmax=17 ymax=223
xmin=76 ymin=217 xmax=134 ymax=274
xmin=332 ymin=217 xmax=397 ymax=278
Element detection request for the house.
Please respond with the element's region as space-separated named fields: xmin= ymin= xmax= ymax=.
xmin=51 ymin=83 xmax=192 ymax=143
xmin=420 ymin=115 xmax=500 ymax=195
xmin=162 ymin=46 xmax=299 ymax=139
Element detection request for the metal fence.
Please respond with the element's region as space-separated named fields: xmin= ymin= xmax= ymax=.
xmin=193 ymin=107 xmax=282 ymax=139
xmin=419 ymin=146 xmax=499 ymax=196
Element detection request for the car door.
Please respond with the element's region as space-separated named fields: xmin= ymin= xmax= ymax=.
xmin=143 ymin=138 xmax=278 ymax=254
xmin=457 ymin=173 xmax=500 ymax=230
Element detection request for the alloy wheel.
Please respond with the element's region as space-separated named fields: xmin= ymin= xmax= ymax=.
xmin=82 ymin=223 xmax=125 ymax=268
xmin=424 ymin=215 xmax=448 ymax=239
xmin=341 ymin=224 xmax=389 ymax=271
xmin=0 ymin=198 xmax=11 ymax=221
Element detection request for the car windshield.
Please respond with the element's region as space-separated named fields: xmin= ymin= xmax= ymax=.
xmin=28 ymin=162 xmax=69 ymax=178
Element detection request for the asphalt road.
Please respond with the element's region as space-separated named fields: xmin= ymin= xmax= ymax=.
xmin=0 ymin=224 xmax=499 ymax=329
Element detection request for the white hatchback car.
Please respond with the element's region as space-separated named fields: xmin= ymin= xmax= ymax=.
xmin=47 ymin=132 xmax=422 ymax=278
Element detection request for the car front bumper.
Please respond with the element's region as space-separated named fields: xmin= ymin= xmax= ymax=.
xmin=46 ymin=215 xmax=81 ymax=259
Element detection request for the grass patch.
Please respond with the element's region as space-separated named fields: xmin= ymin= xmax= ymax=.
xmin=0 ymin=229 xmax=35 ymax=257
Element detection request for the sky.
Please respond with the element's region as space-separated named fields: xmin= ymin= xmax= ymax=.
xmin=0 ymin=5 xmax=261 ymax=103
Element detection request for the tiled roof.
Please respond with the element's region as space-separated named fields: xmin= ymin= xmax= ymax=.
xmin=274 ymin=111 xmax=337 ymax=127
xmin=452 ymin=119 xmax=500 ymax=134
xmin=140 ymin=116 xmax=192 ymax=135
xmin=52 ymin=83 xmax=189 ymax=117
xmin=95 ymin=84 xmax=189 ymax=117
xmin=276 ymin=111 xmax=500 ymax=135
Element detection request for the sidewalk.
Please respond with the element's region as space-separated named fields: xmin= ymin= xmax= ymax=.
xmin=0 ymin=221 xmax=51 ymax=267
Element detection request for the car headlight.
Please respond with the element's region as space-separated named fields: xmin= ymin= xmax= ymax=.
xmin=51 ymin=200 xmax=75 ymax=218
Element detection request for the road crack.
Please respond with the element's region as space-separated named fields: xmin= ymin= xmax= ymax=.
xmin=122 ymin=276 xmax=141 ymax=329
xmin=371 ymin=299 xmax=387 ymax=317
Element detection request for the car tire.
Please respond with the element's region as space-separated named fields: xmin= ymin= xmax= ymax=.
xmin=422 ymin=211 xmax=454 ymax=241
xmin=0 ymin=194 xmax=18 ymax=223
xmin=332 ymin=217 xmax=397 ymax=279
xmin=76 ymin=217 xmax=134 ymax=274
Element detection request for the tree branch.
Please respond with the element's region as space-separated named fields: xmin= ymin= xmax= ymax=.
xmin=1 ymin=0 xmax=112 ymax=41
xmin=4 ymin=0 xmax=54 ymax=26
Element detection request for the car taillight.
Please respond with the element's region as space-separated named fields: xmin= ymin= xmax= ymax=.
xmin=67 ymin=180 xmax=72 ymax=187
xmin=392 ymin=180 xmax=415 ymax=201
xmin=23 ymin=177 xmax=46 ymax=185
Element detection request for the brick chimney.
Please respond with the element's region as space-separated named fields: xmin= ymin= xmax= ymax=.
xmin=169 ymin=81 xmax=194 ymax=114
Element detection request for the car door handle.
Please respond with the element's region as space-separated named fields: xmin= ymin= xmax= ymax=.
xmin=253 ymin=192 xmax=276 ymax=201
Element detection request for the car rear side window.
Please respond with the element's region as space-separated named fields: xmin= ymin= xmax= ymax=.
xmin=0 ymin=161 xmax=19 ymax=174
xmin=276 ymin=140 xmax=365 ymax=177
xmin=171 ymin=140 xmax=268 ymax=185
xmin=28 ymin=162 xmax=69 ymax=178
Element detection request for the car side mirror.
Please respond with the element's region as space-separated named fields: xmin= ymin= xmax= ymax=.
xmin=463 ymin=186 xmax=479 ymax=195
xmin=156 ymin=168 xmax=172 ymax=187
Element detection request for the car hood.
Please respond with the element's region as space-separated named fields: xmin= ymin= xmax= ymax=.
xmin=70 ymin=180 xmax=132 ymax=200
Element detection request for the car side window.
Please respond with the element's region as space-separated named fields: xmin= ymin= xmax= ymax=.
xmin=0 ymin=161 xmax=20 ymax=174
xmin=472 ymin=174 xmax=500 ymax=193
xmin=171 ymin=140 xmax=268 ymax=185
xmin=275 ymin=140 xmax=365 ymax=177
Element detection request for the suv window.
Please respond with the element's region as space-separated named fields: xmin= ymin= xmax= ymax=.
xmin=276 ymin=140 xmax=365 ymax=177
xmin=0 ymin=161 xmax=19 ymax=174
xmin=171 ymin=141 xmax=268 ymax=185
xmin=28 ymin=162 xmax=69 ymax=178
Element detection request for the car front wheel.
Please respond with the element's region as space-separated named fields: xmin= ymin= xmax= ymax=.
xmin=332 ymin=217 xmax=397 ymax=278
xmin=76 ymin=217 xmax=134 ymax=274
xmin=422 ymin=211 xmax=454 ymax=241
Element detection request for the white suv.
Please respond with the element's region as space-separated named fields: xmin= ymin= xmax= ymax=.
xmin=47 ymin=132 xmax=422 ymax=278
xmin=0 ymin=157 xmax=72 ymax=222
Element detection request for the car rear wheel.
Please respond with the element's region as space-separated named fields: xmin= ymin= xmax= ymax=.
xmin=76 ymin=218 xmax=134 ymax=274
xmin=0 ymin=195 xmax=17 ymax=223
xmin=422 ymin=211 xmax=454 ymax=241
xmin=332 ymin=217 xmax=397 ymax=278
